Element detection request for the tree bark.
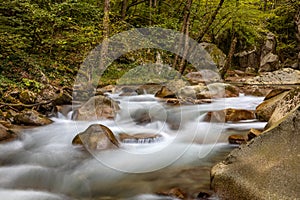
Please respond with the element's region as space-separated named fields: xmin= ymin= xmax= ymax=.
xmin=220 ymin=37 xmax=237 ymax=79
xmin=172 ymin=0 xmax=192 ymax=72
xmin=121 ymin=0 xmax=128 ymax=20
xmin=98 ymin=0 xmax=110 ymax=80
xmin=295 ymin=8 xmax=300 ymax=46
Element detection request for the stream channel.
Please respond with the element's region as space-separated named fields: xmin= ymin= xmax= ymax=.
xmin=0 ymin=93 xmax=266 ymax=200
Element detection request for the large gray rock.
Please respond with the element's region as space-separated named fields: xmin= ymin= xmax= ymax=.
xmin=73 ymin=95 xmax=120 ymax=121
xmin=259 ymin=33 xmax=280 ymax=72
xmin=234 ymin=48 xmax=259 ymax=71
xmin=259 ymin=52 xmax=280 ymax=72
xmin=211 ymin=108 xmax=300 ymax=200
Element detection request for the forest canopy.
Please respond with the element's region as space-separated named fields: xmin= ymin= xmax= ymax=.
xmin=0 ymin=0 xmax=299 ymax=89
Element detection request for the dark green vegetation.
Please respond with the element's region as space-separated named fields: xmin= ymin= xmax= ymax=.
xmin=0 ymin=0 xmax=299 ymax=97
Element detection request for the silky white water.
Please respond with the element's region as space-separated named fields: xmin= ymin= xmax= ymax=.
xmin=0 ymin=94 xmax=266 ymax=200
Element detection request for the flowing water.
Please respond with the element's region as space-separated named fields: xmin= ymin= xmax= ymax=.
xmin=0 ymin=94 xmax=266 ymax=200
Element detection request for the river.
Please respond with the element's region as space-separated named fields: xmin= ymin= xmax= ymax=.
xmin=0 ymin=94 xmax=266 ymax=200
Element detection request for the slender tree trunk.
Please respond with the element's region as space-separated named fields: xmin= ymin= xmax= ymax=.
xmin=121 ymin=0 xmax=128 ymax=20
xmin=179 ymin=16 xmax=190 ymax=74
xmin=295 ymin=8 xmax=300 ymax=46
xmin=99 ymin=0 xmax=110 ymax=77
xmin=196 ymin=0 xmax=225 ymax=42
xmin=220 ymin=37 xmax=237 ymax=79
xmin=172 ymin=0 xmax=192 ymax=72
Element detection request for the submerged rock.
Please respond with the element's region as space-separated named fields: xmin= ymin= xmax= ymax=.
xmin=118 ymin=133 xmax=162 ymax=143
xmin=72 ymin=124 xmax=119 ymax=150
xmin=73 ymin=95 xmax=120 ymax=121
xmin=205 ymin=108 xmax=255 ymax=123
xmin=211 ymin=108 xmax=300 ymax=200
xmin=14 ymin=110 xmax=52 ymax=126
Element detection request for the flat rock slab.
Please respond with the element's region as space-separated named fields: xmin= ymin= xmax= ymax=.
xmin=211 ymin=109 xmax=300 ymax=200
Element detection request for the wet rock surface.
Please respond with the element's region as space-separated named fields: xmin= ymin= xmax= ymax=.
xmin=211 ymin=108 xmax=300 ymax=200
xmin=205 ymin=108 xmax=256 ymax=123
xmin=72 ymin=124 xmax=120 ymax=150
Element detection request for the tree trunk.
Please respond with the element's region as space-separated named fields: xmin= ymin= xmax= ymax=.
xmin=196 ymin=0 xmax=225 ymax=42
xmin=220 ymin=37 xmax=237 ymax=79
xmin=172 ymin=0 xmax=192 ymax=72
xmin=295 ymin=8 xmax=300 ymax=46
xmin=98 ymin=0 xmax=110 ymax=77
xmin=121 ymin=0 xmax=128 ymax=20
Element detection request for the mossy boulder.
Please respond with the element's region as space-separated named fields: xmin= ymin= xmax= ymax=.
xmin=200 ymin=42 xmax=226 ymax=68
xmin=19 ymin=90 xmax=36 ymax=104
xmin=14 ymin=110 xmax=52 ymax=126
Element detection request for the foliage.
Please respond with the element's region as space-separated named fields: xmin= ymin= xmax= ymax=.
xmin=0 ymin=0 xmax=299 ymax=92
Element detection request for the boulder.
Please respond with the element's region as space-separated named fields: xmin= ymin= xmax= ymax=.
xmin=261 ymin=32 xmax=277 ymax=57
xmin=155 ymin=79 xmax=188 ymax=98
xmin=255 ymin=91 xmax=288 ymax=122
xmin=136 ymin=84 xmax=162 ymax=95
xmin=185 ymin=70 xmax=222 ymax=84
xmin=179 ymin=83 xmax=239 ymax=100
xmin=211 ymin=108 xmax=300 ymax=200
xmin=234 ymin=47 xmax=259 ymax=71
xmin=118 ymin=133 xmax=162 ymax=143
xmin=228 ymin=134 xmax=247 ymax=145
xmin=264 ymin=88 xmax=290 ymax=101
xmin=200 ymin=42 xmax=226 ymax=69
xmin=259 ymin=52 xmax=280 ymax=72
xmin=14 ymin=110 xmax=53 ymax=126
xmin=205 ymin=108 xmax=255 ymax=123
xmin=73 ymin=95 xmax=120 ymax=121
xmin=265 ymin=87 xmax=300 ymax=129
xmin=0 ymin=124 xmax=17 ymax=143
xmin=241 ymin=85 xmax=270 ymax=97
xmin=72 ymin=124 xmax=119 ymax=150
xmin=246 ymin=68 xmax=300 ymax=85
